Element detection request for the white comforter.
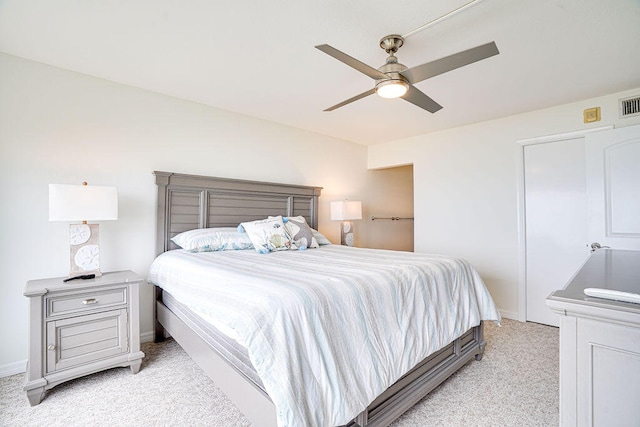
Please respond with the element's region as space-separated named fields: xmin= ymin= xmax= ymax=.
xmin=148 ymin=245 xmax=500 ymax=427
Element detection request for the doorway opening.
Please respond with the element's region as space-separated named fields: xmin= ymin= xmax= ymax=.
xmin=366 ymin=164 xmax=414 ymax=252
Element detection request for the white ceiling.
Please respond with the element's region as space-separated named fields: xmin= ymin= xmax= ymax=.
xmin=1 ymin=0 xmax=639 ymax=146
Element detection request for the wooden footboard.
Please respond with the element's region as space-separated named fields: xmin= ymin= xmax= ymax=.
xmin=350 ymin=323 xmax=485 ymax=427
xmin=155 ymin=288 xmax=485 ymax=427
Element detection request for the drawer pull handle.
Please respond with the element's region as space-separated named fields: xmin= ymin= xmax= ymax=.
xmin=82 ymin=298 xmax=99 ymax=305
xmin=47 ymin=344 xmax=56 ymax=351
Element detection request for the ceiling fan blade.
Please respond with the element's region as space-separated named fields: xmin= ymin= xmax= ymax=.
xmin=402 ymin=86 xmax=443 ymax=113
xmin=324 ymin=88 xmax=376 ymax=112
xmin=315 ymin=44 xmax=388 ymax=80
xmin=402 ymin=41 xmax=499 ymax=84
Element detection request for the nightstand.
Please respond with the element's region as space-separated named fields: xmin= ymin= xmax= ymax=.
xmin=23 ymin=270 xmax=145 ymax=406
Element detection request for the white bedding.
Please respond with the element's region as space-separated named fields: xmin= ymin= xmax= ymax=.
xmin=148 ymin=245 xmax=500 ymax=427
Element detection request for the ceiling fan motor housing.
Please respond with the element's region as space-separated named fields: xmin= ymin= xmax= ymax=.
xmin=375 ymin=53 xmax=410 ymax=97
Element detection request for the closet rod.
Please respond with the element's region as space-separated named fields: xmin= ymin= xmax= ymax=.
xmin=370 ymin=216 xmax=414 ymax=221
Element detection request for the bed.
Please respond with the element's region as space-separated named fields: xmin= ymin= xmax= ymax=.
xmin=149 ymin=171 xmax=500 ymax=427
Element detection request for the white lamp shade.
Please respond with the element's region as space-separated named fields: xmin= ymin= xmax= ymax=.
xmin=49 ymin=184 xmax=118 ymax=222
xmin=330 ymin=200 xmax=362 ymax=221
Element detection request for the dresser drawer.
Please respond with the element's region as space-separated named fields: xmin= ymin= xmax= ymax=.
xmin=47 ymin=286 xmax=127 ymax=317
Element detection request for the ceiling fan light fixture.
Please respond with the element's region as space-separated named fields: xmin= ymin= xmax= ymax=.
xmin=376 ymin=79 xmax=409 ymax=99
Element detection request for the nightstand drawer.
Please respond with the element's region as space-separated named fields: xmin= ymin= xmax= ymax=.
xmin=47 ymin=287 xmax=127 ymax=317
xmin=46 ymin=309 xmax=128 ymax=373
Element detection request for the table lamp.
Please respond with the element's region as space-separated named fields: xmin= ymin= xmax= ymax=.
xmin=49 ymin=182 xmax=118 ymax=278
xmin=330 ymin=200 xmax=362 ymax=246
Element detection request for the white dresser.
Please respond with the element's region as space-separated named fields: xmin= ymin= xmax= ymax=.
xmin=23 ymin=270 xmax=145 ymax=406
xmin=546 ymin=249 xmax=640 ymax=426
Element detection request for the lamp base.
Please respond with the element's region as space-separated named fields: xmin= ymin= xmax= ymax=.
xmin=69 ymin=224 xmax=102 ymax=278
xmin=340 ymin=221 xmax=355 ymax=247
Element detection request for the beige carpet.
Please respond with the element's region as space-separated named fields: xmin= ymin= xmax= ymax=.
xmin=0 ymin=319 xmax=558 ymax=426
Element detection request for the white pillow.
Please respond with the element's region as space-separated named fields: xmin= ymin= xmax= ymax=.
xmin=240 ymin=216 xmax=293 ymax=254
xmin=171 ymin=227 xmax=254 ymax=252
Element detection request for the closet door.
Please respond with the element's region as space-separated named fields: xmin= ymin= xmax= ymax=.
xmin=524 ymin=137 xmax=589 ymax=327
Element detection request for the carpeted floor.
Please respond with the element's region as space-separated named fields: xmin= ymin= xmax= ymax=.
xmin=0 ymin=319 xmax=558 ymax=426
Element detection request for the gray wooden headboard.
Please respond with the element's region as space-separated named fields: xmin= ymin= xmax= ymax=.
xmin=154 ymin=171 xmax=323 ymax=255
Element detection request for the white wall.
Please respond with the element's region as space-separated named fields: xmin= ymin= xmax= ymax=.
xmin=369 ymin=88 xmax=640 ymax=318
xmin=0 ymin=53 xmax=413 ymax=373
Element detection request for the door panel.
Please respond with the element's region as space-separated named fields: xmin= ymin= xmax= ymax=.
xmin=586 ymin=125 xmax=640 ymax=249
xmin=524 ymin=138 xmax=589 ymax=327
xmin=46 ymin=309 xmax=127 ymax=373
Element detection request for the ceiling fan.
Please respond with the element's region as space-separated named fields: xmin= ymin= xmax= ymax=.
xmin=315 ymin=35 xmax=499 ymax=113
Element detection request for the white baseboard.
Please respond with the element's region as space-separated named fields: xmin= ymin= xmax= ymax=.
xmin=0 ymin=360 xmax=26 ymax=378
xmin=140 ymin=330 xmax=155 ymax=343
xmin=499 ymin=309 xmax=520 ymax=321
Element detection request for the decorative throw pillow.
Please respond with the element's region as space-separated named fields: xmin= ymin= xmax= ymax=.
xmin=171 ymin=227 xmax=254 ymax=252
xmin=283 ymin=216 xmax=319 ymax=249
xmin=241 ymin=216 xmax=293 ymax=254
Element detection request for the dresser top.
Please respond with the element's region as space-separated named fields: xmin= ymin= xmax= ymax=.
xmin=24 ymin=270 xmax=143 ymax=297
xmin=547 ymin=249 xmax=640 ymax=315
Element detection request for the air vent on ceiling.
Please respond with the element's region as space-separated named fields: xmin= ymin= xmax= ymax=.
xmin=619 ymin=95 xmax=640 ymax=118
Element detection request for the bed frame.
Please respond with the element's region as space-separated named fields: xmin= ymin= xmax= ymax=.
xmin=152 ymin=171 xmax=486 ymax=427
